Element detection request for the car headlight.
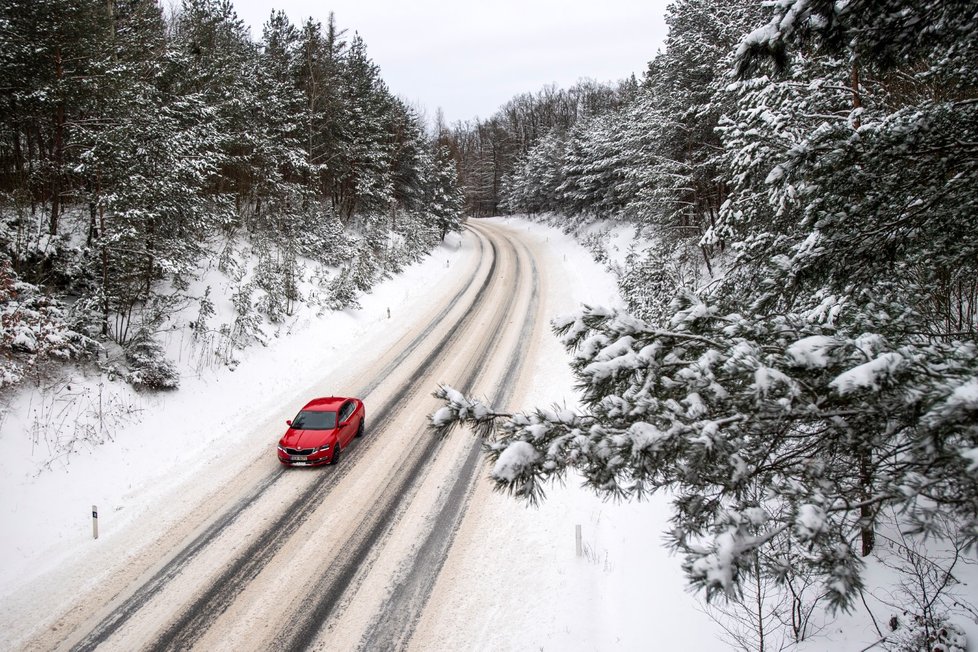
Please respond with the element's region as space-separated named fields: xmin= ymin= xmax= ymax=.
xmin=317 ymin=443 xmax=331 ymax=452
xmin=277 ymin=445 xmax=287 ymax=453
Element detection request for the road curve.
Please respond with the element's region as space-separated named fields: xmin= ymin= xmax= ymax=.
xmin=11 ymin=219 xmax=548 ymax=652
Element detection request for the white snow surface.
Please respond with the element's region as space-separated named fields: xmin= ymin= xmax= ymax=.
xmin=490 ymin=440 xmax=539 ymax=482
xmin=2 ymin=215 xmax=974 ymax=651
xmin=786 ymin=334 xmax=838 ymax=368
xmin=830 ymin=351 xmax=904 ymax=394
xmin=0 ymin=216 xmax=723 ymax=650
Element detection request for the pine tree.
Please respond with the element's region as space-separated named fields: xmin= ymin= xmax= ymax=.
xmin=335 ymin=34 xmax=395 ymax=220
xmin=0 ymin=0 xmax=465 ymax=391
xmin=0 ymin=0 xmax=113 ymax=239
xmin=296 ymin=14 xmax=345 ymax=204
xmin=431 ymin=0 xmax=978 ymax=618
xmin=427 ymin=146 xmax=465 ymax=240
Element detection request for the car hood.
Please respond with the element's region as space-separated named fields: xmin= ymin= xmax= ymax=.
xmin=280 ymin=428 xmax=337 ymax=449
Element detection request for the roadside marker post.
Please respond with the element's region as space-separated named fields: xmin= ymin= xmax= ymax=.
xmin=575 ymin=524 xmax=582 ymax=557
xmin=92 ymin=505 xmax=98 ymax=540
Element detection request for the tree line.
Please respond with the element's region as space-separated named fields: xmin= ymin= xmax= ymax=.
xmin=0 ymin=0 xmax=463 ymax=389
xmin=440 ymin=78 xmax=638 ymax=217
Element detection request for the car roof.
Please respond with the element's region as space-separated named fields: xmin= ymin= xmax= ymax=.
xmin=301 ymin=396 xmax=350 ymax=411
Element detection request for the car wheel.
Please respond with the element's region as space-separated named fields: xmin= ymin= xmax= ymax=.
xmin=356 ymin=419 xmax=364 ymax=438
xmin=329 ymin=444 xmax=341 ymax=465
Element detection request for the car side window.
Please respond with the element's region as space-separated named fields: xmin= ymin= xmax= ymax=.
xmin=340 ymin=401 xmax=353 ymax=422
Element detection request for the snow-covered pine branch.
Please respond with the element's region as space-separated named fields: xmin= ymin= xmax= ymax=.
xmin=431 ymin=302 xmax=978 ymax=611
xmin=425 ymin=0 xmax=978 ymax=642
xmin=429 ymin=385 xmax=595 ymax=505
xmin=429 ymin=385 xmax=505 ymax=441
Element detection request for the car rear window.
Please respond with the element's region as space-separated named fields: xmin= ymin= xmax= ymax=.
xmin=291 ymin=410 xmax=337 ymax=430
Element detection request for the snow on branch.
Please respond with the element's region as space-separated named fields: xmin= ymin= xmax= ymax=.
xmin=432 ymin=299 xmax=978 ymax=608
xmin=428 ymin=385 xmax=591 ymax=505
xmin=429 ymin=385 xmax=504 ymax=441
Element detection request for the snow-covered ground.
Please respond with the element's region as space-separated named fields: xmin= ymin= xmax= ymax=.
xmin=1 ymin=216 xmax=974 ymax=651
xmin=408 ymin=217 xmax=721 ymax=650
xmin=0 ymin=216 xmax=725 ymax=649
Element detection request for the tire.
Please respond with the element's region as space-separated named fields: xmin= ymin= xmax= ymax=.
xmin=329 ymin=443 xmax=341 ymax=465
xmin=355 ymin=419 xmax=364 ymax=438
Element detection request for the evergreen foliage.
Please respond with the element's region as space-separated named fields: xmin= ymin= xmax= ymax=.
xmin=124 ymin=336 xmax=179 ymax=390
xmin=0 ymin=0 xmax=465 ymax=391
xmin=446 ymin=80 xmax=635 ymax=217
xmin=431 ymin=0 xmax=978 ymax=633
xmin=0 ymin=262 xmax=96 ymax=389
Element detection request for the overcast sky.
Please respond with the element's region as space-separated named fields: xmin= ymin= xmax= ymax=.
xmin=232 ymin=0 xmax=671 ymax=125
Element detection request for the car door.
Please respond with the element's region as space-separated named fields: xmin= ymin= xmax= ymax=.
xmin=338 ymin=401 xmax=355 ymax=447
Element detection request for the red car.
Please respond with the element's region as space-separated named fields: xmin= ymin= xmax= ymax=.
xmin=277 ymin=397 xmax=365 ymax=467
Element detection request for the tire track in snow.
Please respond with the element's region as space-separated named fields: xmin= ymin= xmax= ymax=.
xmin=359 ymin=232 xmax=541 ymax=651
xmin=65 ymin=468 xmax=284 ymax=652
xmin=146 ymin=227 xmax=513 ymax=651
xmin=276 ymin=223 xmax=536 ymax=651
xmin=66 ymin=230 xmax=492 ymax=652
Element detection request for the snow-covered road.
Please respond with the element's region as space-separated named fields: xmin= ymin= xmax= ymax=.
xmin=2 ymin=217 xmax=729 ymax=652
xmin=5 ymin=220 xmax=551 ymax=650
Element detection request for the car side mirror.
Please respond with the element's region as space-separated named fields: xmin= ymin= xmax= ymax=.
xmin=286 ymin=420 xmax=292 ymax=426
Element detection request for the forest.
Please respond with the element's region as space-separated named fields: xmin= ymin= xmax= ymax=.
xmin=433 ymin=1 xmax=978 ymax=650
xmin=0 ymin=0 xmax=463 ymax=390
xmin=3 ymin=0 xmax=978 ymax=648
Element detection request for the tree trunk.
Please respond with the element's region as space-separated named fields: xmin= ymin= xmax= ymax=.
xmin=144 ymin=216 xmax=155 ymax=298
xmin=851 ymin=61 xmax=862 ymax=130
xmin=87 ymin=191 xmax=98 ymax=246
xmin=860 ymin=451 xmax=875 ymax=556
xmin=12 ymin=121 xmax=24 ymax=180
xmin=100 ymin=186 xmax=109 ymax=338
xmin=50 ymin=46 xmax=65 ymax=236
xmin=853 ymin=59 xmax=875 ymax=557
xmin=27 ymin=124 xmax=37 ymax=216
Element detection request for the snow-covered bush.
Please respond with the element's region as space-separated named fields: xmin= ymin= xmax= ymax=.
xmin=0 ymin=264 xmax=96 ymax=391
xmin=124 ymin=337 xmax=179 ymax=390
xmin=249 ymin=238 xmax=302 ymax=323
xmin=192 ymin=286 xmax=216 ymax=335
xmin=213 ymin=282 xmax=267 ymax=368
xmin=291 ymin=203 xmax=345 ymax=265
xmin=395 ymin=211 xmax=441 ymax=269
xmin=579 ymin=231 xmax=609 ymax=265
xmin=872 ymin=511 xmax=976 ymax=652
xmin=888 ymin=617 xmax=966 ymax=652
xmin=352 ymin=247 xmax=381 ymax=292
xmin=326 ymin=262 xmax=362 ymax=311
xmin=618 ymin=240 xmax=703 ymax=325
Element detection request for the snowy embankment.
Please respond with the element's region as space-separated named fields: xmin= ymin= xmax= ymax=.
xmin=0 ymin=231 xmax=467 ymax=594
xmin=0 ymin=216 xmax=726 ymax=650
xmin=5 ymin=216 xmax=969 ymax=651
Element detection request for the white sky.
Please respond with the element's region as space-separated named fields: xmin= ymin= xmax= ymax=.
xmin=232 ymin=0 xmax=671 ymax=125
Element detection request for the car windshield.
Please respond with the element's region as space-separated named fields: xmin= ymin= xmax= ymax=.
xmin=290 ymin=410 xmax=337 ymax=430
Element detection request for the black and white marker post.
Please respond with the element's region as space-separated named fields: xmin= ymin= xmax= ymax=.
xmin=92 ymin=505 xmax=98 ymax=540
